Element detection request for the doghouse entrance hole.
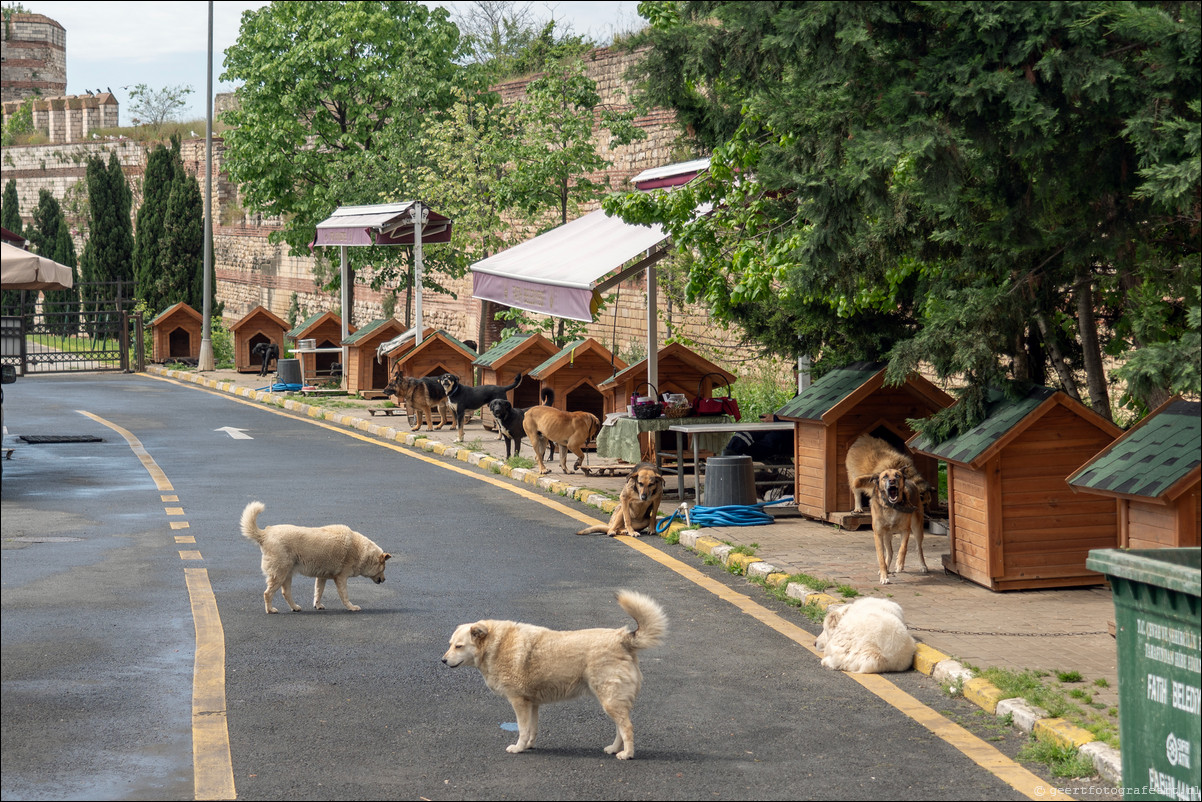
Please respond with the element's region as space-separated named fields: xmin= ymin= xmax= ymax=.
xmin=168 ymin=327 xmax=192 ymax=357
xmin=565 ymin=383 xmax=604 ymax=421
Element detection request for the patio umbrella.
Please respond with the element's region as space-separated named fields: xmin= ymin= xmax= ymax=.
xmin=1 ymin=242 xmax=74 ymax=291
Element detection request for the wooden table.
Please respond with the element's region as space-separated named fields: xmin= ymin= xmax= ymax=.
xmin=668 ymin=421 xmax=794 ymax=504
xmin=596 ymin=415 xmax=732 ymax=479
xmin=291 ymin=347 xmax=344 ymax=384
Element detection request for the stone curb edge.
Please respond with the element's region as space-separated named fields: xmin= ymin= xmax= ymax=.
xmin=152 ymin=367 xmax=1123 ymax=786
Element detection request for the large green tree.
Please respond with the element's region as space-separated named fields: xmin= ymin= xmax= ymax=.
xmin=610 ymin=0 xmax=1200 ymax=431
xmin=134 ymin=137 xmax=210 ymax=316
xmin=2 ymin=179 xmax=21 ymax=234
xmin=220 ymin=0 xmax=468 ymax=305
xmin=79 ymin=152 xmax=135 ymax=322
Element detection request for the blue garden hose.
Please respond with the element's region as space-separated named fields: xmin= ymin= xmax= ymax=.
xmin=258 ymin=382 xmax=303 ymax=393
xmin=655 ymin=497 xmax=794 ymax=534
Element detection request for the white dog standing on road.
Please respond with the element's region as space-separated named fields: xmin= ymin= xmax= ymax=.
xmin=815 ymin=597 xmax=916 ymax=674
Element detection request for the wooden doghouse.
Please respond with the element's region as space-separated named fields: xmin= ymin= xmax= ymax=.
xmin=474 ymin=333 xmax=560 ymax=429
xmin=380 ymin=328 xmax=478 ymax=386
xmin=287 ymin=311 xmax=353 ymax=383
xmin=231 ymin=305 xmax=289 ymax=374
xmin=1068 ymin=397 xmax=1200 ymax=550
xmin=774 ymin=362 xmax=953 ymax=528
xmin=910 ymin=386 xmax=1123 ymax=591
xmin=342 ymin=318 xmax=409 ymax=398
xmin=150 ymin=302 xmax=202 ymax=364
xmin=529 ymin=338 xmax=627 ymax=422
xmin=599 ymin=342 xmax=736 ymax=416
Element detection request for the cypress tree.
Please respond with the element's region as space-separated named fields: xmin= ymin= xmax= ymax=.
xmin=133 ymin=137 xmax=183 ymax=314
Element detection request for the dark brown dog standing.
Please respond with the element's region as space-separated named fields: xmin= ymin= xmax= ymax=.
xmin=522 ymin=405 xmax=601 ymax=475
xmin=384 ymin=365 xmax=452 ymax=432
xmin=577 ymin=462 xmax=664 ymax=537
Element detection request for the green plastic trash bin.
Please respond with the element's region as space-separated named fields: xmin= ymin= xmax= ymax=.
xmin=1086 ymin=548 xmax=1201 ymax=800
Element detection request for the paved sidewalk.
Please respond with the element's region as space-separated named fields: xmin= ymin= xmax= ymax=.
xmin=149 ymin=366 xmax=1124 ymax=779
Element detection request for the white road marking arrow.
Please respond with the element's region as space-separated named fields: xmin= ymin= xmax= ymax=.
xmin=215 ymin=427 xmax=253 ymax=440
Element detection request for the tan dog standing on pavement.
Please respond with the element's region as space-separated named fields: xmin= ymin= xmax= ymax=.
xmin=521 ymin=405 xmax=601 ymax=474
xmin=441 ymin=590 xmax=667 ymax=760
xmin=576 ymin=462 xmax=664 ymax=537
xmin=240 ymin=501 xmax=391 ymax=613
xmin=846 ymin=434 xmax=930 ymax=585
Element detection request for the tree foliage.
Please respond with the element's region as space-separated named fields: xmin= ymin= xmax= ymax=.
xmin=220 ymin=0 xmax=467 ymax=294
xmin=133 ymin=137 xmax=210 ymax=315
xmin=79 ymin=152 xmax=134 ymax=300
xmin=2 ymin=179 xmax=22 ymax=235
xmin=609 ymin=0 xmax=1201 ymax=432
xmin=126 ymin=83 xmax=195 ymax=131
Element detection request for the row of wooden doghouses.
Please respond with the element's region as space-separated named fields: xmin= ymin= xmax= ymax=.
xmin=776 ymin=363 xmax=1199 ymax=592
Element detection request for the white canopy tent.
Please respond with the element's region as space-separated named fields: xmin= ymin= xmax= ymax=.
xmin=313 ymin=201 xmax=452 ymax=381
xmin=1 ymin=242 xmax=75 ymax=291
xmin=470 ymin=158 xmax=710 ymax=392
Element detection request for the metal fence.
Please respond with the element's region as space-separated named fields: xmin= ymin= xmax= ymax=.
xmin=0 ymin=282 xmax=144 ymax=376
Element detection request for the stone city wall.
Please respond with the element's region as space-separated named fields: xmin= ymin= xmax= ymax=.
xmin=2 ymin=46 xmax=780 ymax=382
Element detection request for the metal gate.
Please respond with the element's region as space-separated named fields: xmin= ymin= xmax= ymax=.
xmin=0 ymin=282 xmax=144 ymax=376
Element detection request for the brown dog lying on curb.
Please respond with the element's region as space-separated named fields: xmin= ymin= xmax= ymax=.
xmin=577 ymin=462 xmax=664 ymax=537
xmin=521 ymin=405 xmax=601 ymax=474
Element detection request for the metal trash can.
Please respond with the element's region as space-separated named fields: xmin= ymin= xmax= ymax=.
xmin=276 ymin=358 xmax=302 ymax=386
xmin=1086 ymin=548 xmax=1201 ymax=799
xmin=704 ymin=455 xmax=756 ymax=506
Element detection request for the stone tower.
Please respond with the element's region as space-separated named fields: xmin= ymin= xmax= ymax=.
xmin=1 ymin=12 xmax=68 ymax=103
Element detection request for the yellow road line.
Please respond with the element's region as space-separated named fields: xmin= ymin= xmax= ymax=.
xmin=147 ymin=374 xmax=1066 ymax=799
xmin=185 ymin=569 xmax=236 ymax=801
xmin=78 ymin=409 xmax=235 ymax=800
xmin=77 ymin=410 xmax=173 ymax=492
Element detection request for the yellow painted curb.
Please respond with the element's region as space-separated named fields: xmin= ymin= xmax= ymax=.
xmin=727 ymin=552 xmax=760 ymax=572
xmin=1033 ymin=717 xmax=1096 ymax=749
xmin=693 ymin=536 xmax=724 ymax=555
xmin=913 ymin=643 xmax=950 ymax=676
xmin=963 ymin=677 xmax=1005 ymax=714
xmin=807 ymin=592 xmax=841 ymax=609
xmin=765 ymin=572 xmax=790 ymax=587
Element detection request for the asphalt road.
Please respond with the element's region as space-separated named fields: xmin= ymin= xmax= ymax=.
xmin=2 ymin=373 xmax=1047 ymax=801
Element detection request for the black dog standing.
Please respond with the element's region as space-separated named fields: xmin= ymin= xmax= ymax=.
xmin=252 ymin=342 xmax=280 ymax=377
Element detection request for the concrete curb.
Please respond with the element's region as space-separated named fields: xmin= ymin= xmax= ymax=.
xmin=151 ymin=367 xmax=1124 ymax=785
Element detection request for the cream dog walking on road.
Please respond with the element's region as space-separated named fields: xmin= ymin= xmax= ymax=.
xmin=442 ymin=590 xmax=667 ymax=759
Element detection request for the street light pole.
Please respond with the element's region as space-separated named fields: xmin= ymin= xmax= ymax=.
xmin=197 ymin=0 xmax=216 ymax=371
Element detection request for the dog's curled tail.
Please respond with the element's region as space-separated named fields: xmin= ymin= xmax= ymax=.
xmin=240 ymin=500 xmax=267 ymax=544
xmin=618 ymin=590 xmax=667 ymax=650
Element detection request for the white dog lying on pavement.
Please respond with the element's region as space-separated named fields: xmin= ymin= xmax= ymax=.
xmin=815 ymin=596 xmax=916 ymax=673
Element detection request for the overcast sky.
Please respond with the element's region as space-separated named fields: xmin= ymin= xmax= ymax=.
xmin=23 ymin=1 xmax=646 ymax=126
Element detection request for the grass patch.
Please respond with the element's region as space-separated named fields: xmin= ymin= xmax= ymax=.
xmin=790 ymin=572 xmax=833 ymax=592
xmin=1057 ymin=670 xmax=1084 ymax=683
xmin=505 ymin=455 xmax=535 ymax=470
xmin=978 ymin=666 xmax=1119 ymax=747
xmin=1017 ymin=739 xmax=1097 ymax=778
xmin=835 ymin=583 xmax=860 ymax=599
xmin=729 ymin=543 xmax=758 ymax=557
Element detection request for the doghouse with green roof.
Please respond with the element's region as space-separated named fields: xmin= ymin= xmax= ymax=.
xmin=1068 ymin=397 xmax=1200 ymax=550
xmin=342 ymin=317 xmax=409 ymax=398
xmin=475 ymin=332 xmax=559 ymax=419
xmin=774 ymin=361 xmax=953 ymax=528
xmin=287 ymin=310 xmax=353 ymax=383
xmin=528 ymin=337 xmax=627 ymax=418
xmin=910 ymin=386 xmax=1122 ymax=591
